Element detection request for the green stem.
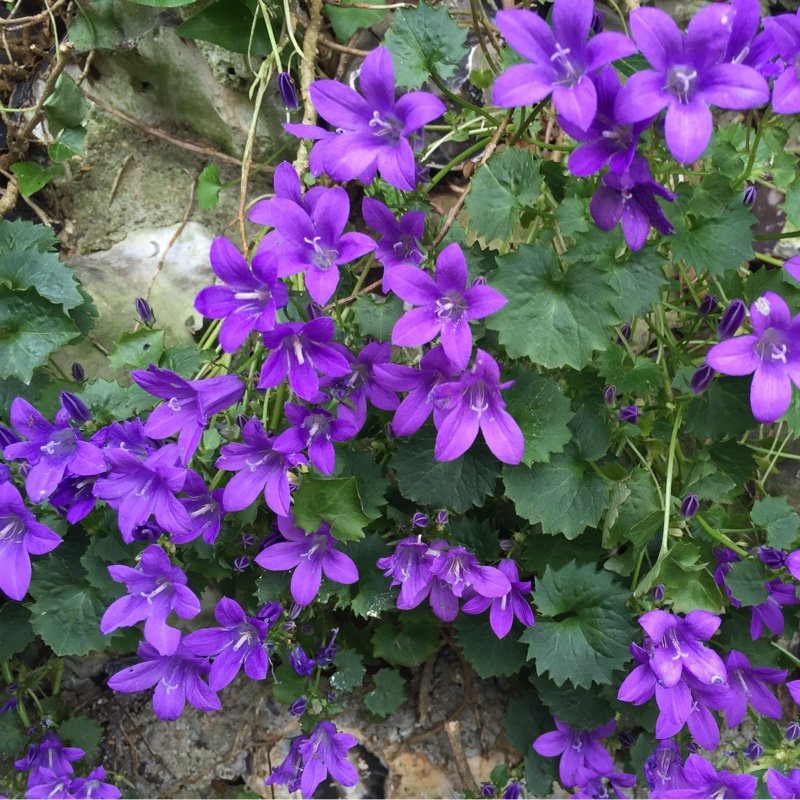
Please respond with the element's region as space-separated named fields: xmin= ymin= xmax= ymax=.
xmin=694 ymin=514 xmax=749 ymax=557
xmin=509 ymin=99 xmax=549 ymax=146
xmin=771 ymin=641 xmax=800 ymax=667
xmin=340 ymin=255 xmax=374 ymax=324
xmin=209 ymin=469 xmax=225 ymax=491
xmin=269 ymin=381 xmax=287 ymax=432
xmin=48 ymin=358 xmax=70 ymax=382
xmin=754 ymin=230 xmax=800 ymax=240
xmin=429 ymin=72 xmax=500 ymax=125
xmin=747 ymin=444 xmax=800 ymax=460
xmin=51 ymin=659 xmax=64 ymax=696
xmin=733 ymin=118 xmax=765 ymax=190
xmin=423 ymin=136 xmax=494 ymax=193
xmin=659 ymin=408 xmax=683 ymax=561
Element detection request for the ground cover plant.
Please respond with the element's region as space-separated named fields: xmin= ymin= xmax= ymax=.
xmin=4 ymin=0 xmax=800 ymax=796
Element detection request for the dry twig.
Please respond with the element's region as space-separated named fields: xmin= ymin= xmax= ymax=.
xmin=293 ymin=0 xmax=325 ymax=177
xmin=0 ymin=0 xmax=69 ymax=28
xmin=444 ymin=720 xmax=480 ymax=795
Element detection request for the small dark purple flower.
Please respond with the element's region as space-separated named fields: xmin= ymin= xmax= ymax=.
xmin=653 ymin=584 xmax=665 ymax=602
xmin=135 ymin=297 xmax=154 ymax=325
xmin=690 ymin=363 xmax=715 ymax=395
xmin=411 ymin=512 xmax=429 ymax=529
xmin=461 ymin=559 xmax=535 ymax=638
xmin=743 ymin=741 xmax=763 ymax=761
xmin=757 ymin=546 xmax=787 ymax=570
xmin=241 ymin=532 xmax=256 ymax=547
xmin=70 ymin=766 xmax=121 ymax=800
xmin=743 ymin=184 xmax=757 ymax=206
xmin=14 ymin=733 xmax=83 ymax=788
xmin=618 ymin=405 xmax=640 ymax=424
xmin=290 ymin=696 xmax=308 ymax=716
xmin=278 ymin=72 xmax=299 ymax=111
xmin=258 ymin=601 xmax=283 ymax=624
xmin=234 ymin=556 xmax=250 ymax=572
xmin=481 ymin=782 xmax=496 ymax=798
xmin=786 ymin=721 xmax=800 ymax=742
xmin=59 ymin=392 xmax=91 ymax=425
xmin=680 ymin=494 xmax=699 ymax=520
xmin=698 ymin=294 xmax=718 ymax=317
xmin=603 ymin=385 xmax=617 ymax=406
xmin=533 ymin=718 xmax=615 ymax=789
xmin=288 ymin=645 xmax=316 ymax=676
xmin=0 ymin=425 xmax=20 ymax=448
xmin=71 ymin=362 xmax=85 ymax=382
xmin=435 ymin=509 xmax=449 ymax=526
xmin=618 ymin=730 xmax=635 ymax=748
xmin=502 ymin=783 xmax=521 ymax=800
xmin=716 ymin=298 xmax=747 ymax=340
xmin=590 ymin=9 xmax=604 ymax=33
xmin=316 ymin=628 xmax=339 ymax=666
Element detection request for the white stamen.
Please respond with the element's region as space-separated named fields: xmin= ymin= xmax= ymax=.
xmin=168 ymin=397 xmax=182 ymax=412
xmin=771 ymin=343 xmax=788 ymax=364
xmin=40 ymin=440 xmax=57 ymax=455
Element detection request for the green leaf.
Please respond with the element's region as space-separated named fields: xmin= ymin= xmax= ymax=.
xmin=77 ymin=379 xmax=154 ymax=422
xmin=0 ymin=247 xmax=83 ymax=312
xmin=487 ymin=244 xmax=621 ymax=369
xmin=503 ymin=692 xmax=559 ymax=794
xmin=658 ymin=542 xmax=724 ymax=614
xmin=556 ymin=196 xmax=590 ymax=239
xmin=604 ymin=247 xmax=670 ymax=320
xmin=81 ymin=535 xmax=130 ymax=599
xmin=0 ymin=714 xmax=23 ymax=759
xmin=349 ymin=533 xmax=396 ymax=619
xmin=9 ymin=161 xmax=63 ymax=196
xmin=568 ymin=404 xmax=610 ymax=462
xmin=450 ymin=517 xmax=498 ymax=563
xmin=293 ymin=476 xmax=370 ymax=541
xmin=352 ymin=294 xmax=404 ymax=340
xmin=128 ymin=0 xmax=195 ymax=5
xmin=384 ymin=1 xmax=467 ymax=88
xmin=58 ymin=716 xmax=104 ymax=759
xmin=504 ymin=448 xmax=611 ymax=540
xmin=43 ymin=75 xmax=89 ymax=134
xmin=756 ymin=717 xmax=784 ymax=752
xmin=372 ymin=620 xmax=440 ymax=667
xmin=685 ymin=377 xmax=756 ymax=440
xmin=326 ymin=0 xmax=386 ymax=41
xmin=604 ymin=467 xmax=662 ymax=552
xmin=597 ymin=348 xmax=663 ymax=395
xmin=177 ymin=0 xmax=274 ymax=55
xmin=529 ymin=676 xmax=616 ymax=731
xmin=331 ymin=449 xmax=388 ymax=520
xmin=391 ymin=428 xmax=500 ymax=514
xmin=330 ymin=649 xmax=366 ymax=693
xmin=0 ymin=219 xmax=59 ymax=253
xmin=726 ymin=559 xmax=769 ymax=607
xmin=272 ymin=663 xmax=308 ymax=705
xmin=197 ymin=163 xmax=223 ymax=210
xmin=463 ymin=148 xmax=542 ymax=246
xmin=454 ymin=615 xmax=527 ymax=678
xmin=751 ymin=496 xmax=800 ymax=550
xmin=108 ymin=328 xmax=165 ymax=370
xmin=160 ymin=343 xmax=214 ymax=378
xmin=502 ymin=368 xmax=573 ymax=466
xmin=0 ymin=602 xmax=34 ymax=660
xmin=521 ymin=560 xmax=635 ymax=688
xmin=0 ymin=289 xmax=78 ymax=381
xmin=365 ymin=669 xmax=407 ymax=718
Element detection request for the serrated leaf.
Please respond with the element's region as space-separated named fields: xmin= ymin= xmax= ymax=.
xmin=756 ymin=717 xmax=784 ymax=751
xmin=605 ymin=467 xmax=661 ymax=552
xmin=77 ymin=379 xmax=154 ymax=423
xmin=365 ymin=669 xmax=406 ymax=718
xmin=556 ymin=196 xmax=590 ymax=239
xmin=352 ymin=294 xmax=404 ymax=340
xmin=503 ymin=692 xmax=560 ymax=794
xmin=597 ymin=348 xmax=663 ymax=395
xmin=349 ymin=533 xmax=395 ymax=619
xmin=454 ymin=615 xmax=527 ymax=678
xmin=504 ymin=448 xmax=610 ymax=540
xmin=330 ymin=649 xmax=366 ymax=692
xmin=0 ymin=602 xmax=34 ymax=661
xmin=487 ymin=244 xmax=621 ymax=370
xmin=0 ymin=714 xmax=23 ymax=759
xmin=196 ymin=163 xmax=223 ymax=210
xmin=372 ymin=620 xmax=439 ymax=666
xmin=58 ymin=716 xmax=104 ymax=759
xmin=293 ymin=476 xmax=370 ymax=541
xmin=81 ymin=535 xmax=129 ymax=599
xmin=503 ymin=368 xmax=573 ymax=466
xmin=0 ymin=219 xmax=59 ymax=253
xmin=751 ymin=496 xmax=800 ymax=550
xmin=0 ymin=248 xmax=83 ymax=312
xmin=391 ymin=427 xmax=500 ymax=514
xmin=272 ymin=663 xmax=308 ymax=705
xmin=726 ymin=559 xmax=769 ymax=607
xmin=0 ymin=289 xmax=78 ymax=381
xmin=603 ymin=246 xmax=670 ymax=320
xmin=331 ymin=449 xmax=388 ymax=520
xmin=463 ymin=148 xmax=542 ymax=245
xmin=108 ymin=328 xmax=165 ymax=370
xmin=685 ymin=377 xmax=755 ymax=440
xmin=159 ymin=343 xmax=214 ymax=378
xmin=658 ymin=542 xmax=724 ymax=614
xmin=530 ymin=676 xmax=616 ymax=730
xmin=384 ymin=2 xmax=467 ymax=88
xmin=521 ymin=560 xmax=635 ymax=688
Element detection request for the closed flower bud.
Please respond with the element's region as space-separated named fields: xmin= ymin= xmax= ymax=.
xmin=384 ymin=422 xmax=396 ymax=440
xmin=618 ymin=730 xmax=635 ymax=748
xmin=617 ymin=322 xmax=632 ymax=344
xmin=757 ymin=546 xmax=787 ymax=570
xmin=59 ymin=391 xmax=91 ymax=424
xmin=327 ymin=690 xmax=337 ymax=702
xmin=233 ymin=556 xmax=250 ymax=572
xmin=301 ymin=623 xmax=314 ymax=635
xmin=0 ymin=697 xmax=19 ymax=714
xmin=618 ymin=405 xmax=640 ymax=425
xmin=0 ymin=426 xmax=21 ymax=448
xmin=717 ymin=299 xmax=746 ymax=340
xmin=686 ymin=742 xmax=700 ymax=754
xmin=697 ymin=294 xmax=718 ymax=317
xmin=258 ymin=601 xmax=283 ymax=624
xmin=690 ymin=363 xmax=715 ymax=396
xmin=743 ymin=184 xmax=757 ymax=206
xmin=503 ymin=783 xmax=522 ymax=800
xmin=652 ymin=584 xmax=665 ymax=602
xmin=305 ymin=301 xmax=324 ymax=320
xmin=590 ymin=9 xmax=604 ymax=33
xmin=436 ymin=509 xmax=449 ymax=525
xmin=499 ymin=539 xmax=514 ymax=551
xmin=743 ymin=741 xmax=763 ymax=761
xmin=288 ymin=602 xmax=303 ymax=620
xmin=481 ymin=784 xmax=496 ymax=798
xmin=471 ymin=276 xmax=488 ymax=287
xmin=679 ymin=493 xmax=699 ymax=520
xmin=786 ymin=721 xmax=800 ymax=742
xmin=289 ymin=697 xmax=307 ymax=716
xmin=71 ymin=362 xmax=85 ymax=382
xmin=411 ymin=512 xmax=429 ymax=528
xmin=235 ymin=413 xmax=249 ymax=429
xmin=603 ymin=384 xmax=617 ymax=406
xmin=241 ymin=533 xmax=257 ymax=548
xmin=316 ymin=628 xmax=339 ymax=666
xmin=135 ymin=297 xmax=154 ymax=325
xmin=278 ymin=72 xmax=299 ymax=111
xmin=288 ymin=645 xmax=315 ymax=676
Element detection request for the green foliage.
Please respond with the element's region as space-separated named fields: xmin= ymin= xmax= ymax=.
xmin=604 ymin=467 xmax=662 ymax=552
xmin=597 ymin=348 xmax=663 ymax=395
xmin=272 ymin=664 xmax=307 ymax=705
xmin=348 ymin=533 xmax=396 ymax=619
xmin=332 ymin=449 xmax=389 ymax=520
xmin=603 ymin=247 xmax=671 ymax=320
xmin=726 ymin=559 xmax=769 ymax=607
xmin=751 ymin=496 xmax=800 ymax=550
xmin=530 ymin=677 xmax=616 ymax=730
xmin=657 ymin=541 xmax=724 ymax=614
xmin=384 ymin=2 xmax=467 ymax=88
xmin=177 ymin=0 xmax=276 ymax=55
xmin=43 ymin=75 xmax=89 ymax=134
xmin=108 ymin=328 xmax=166 ymax=370
xmin=364 ymin=669 xmax=407 ymax=718
xmin=326 ymin=0 xmax=386 ymax=41
xmin=391 ymin=428 xmax=500 ymax=514
xmin=330 ymin=649 xmax=366 ymax=693
xmin=9 ymin=161 xmax=64 ymax=196
xmin=197 ymin=164 xmax=224 ymax=210
xmin=0 ymin=714 xmax=23 ymax=758
xmin=59 ymin=716 xmax=104 ymax=759
xmin=454 ymin=615 xmax=527 ymax=678
xmin=522 ymin=560 xmax=635 ymax=687
xmin=0 ymin=602 xmax=34 ymax=660
xmin=293 ymin=476 xmax=371 ymax=541
xmin=463 ymin=148 xmax=542 ymax=246
xmin=685 ymin=377 xmax=756 ymax=440
xmin=372 ymin=619 xmax=440 ymax=667
xmin=352 ymin=294 xmax=405 ymax=340
xmin=0 ymin=246 xmax=82 ymax=313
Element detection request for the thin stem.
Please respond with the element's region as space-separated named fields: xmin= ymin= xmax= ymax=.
xmin=771 ymin=641 xmax=800 ymax=668
xmin=509 ymin=99 xmax=549 ymax=146
xmin=694 ymin=514 xmax=749 ymax=557
xmin=269 ymin=381 xmax=287 ymax=431
xmin=659 ymin=408 xmax=683 ymax=561
xmin=423 ymin=136 xmax=494 ymax=193
xmin=470 ymin=0 xmax=498 ymax=73
xmin=733 ymin=117 xmax=766 ymax=190
xmin=429 ymin=72 xmax=500 ymax=126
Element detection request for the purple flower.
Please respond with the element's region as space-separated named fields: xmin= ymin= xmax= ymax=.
xmin=411 ymin=512 xmax=429 ymax=529
xmin=787 ymin=721 xmax=800 ymax=741
xmin=278 ymin=72 xmax=299 ymax=111
xmin=690 ymin=363 xmax=715 ymax=395
xmin=59 ymin=391 xmax=91 ymax=425
xmin=723 ymin=650 xmax=786 ymax=727
xmin=376 ymin=345 xmax=463 ymax=437
xmin=561 ymin=66 xmax=651 ymax=176
xmin=390 ymin=243 xmax=507 ymax=370
xmin=433 ymin=350 xmax=523 ymax=464
xmin=377 ymin=535 xmax=436 ymax=609
xmin=679 ymin=493 xmax=699 ymax=519
xmin=429 ymin=546 xmax=512 ymax=600
xmin=286 ymin=48 xmax=445 ymax=191
xmin=743 ymin=740 xmax=763 ymax=761
xmin=175 ymin=470 xmax=225 ymax=545
xmin=758 ymin=546 xmax=788 ymax=570
xmin=4 ymin=398 xmax=106 ymax=503
xmin=254 ymin=514 xmax=358 ymax=606
xmin=481 ymin=782 xmax=496 ymax=798
xmin=644 ymin=740 xmax=688 ymax=796
xmin=250 ymin=161 xmax=327 ymax=227
xmin=194 ymin=237 xmax=289 ymax=353
xmin=25 ymin=769 xmax=74 ymax=799
xmin=589 ymin=157 xmax=676 ymax=251
xmin=618 ymin=405 xmax=640 ymax=425
xmin=492 ymin=0 xmax=636 ymax=130
xmin=107 ymin=634 xmax=220 ymax=720
xmin=706 ymin=291 xmax=800 ymax=423
xmin=100 ymin=544 xmax=201 ymax=654
xmin=533 ymin=718 xmax=616 ymax=789
xmin=265 ymin=185 xmax=375 ymax=305
xmin=49 ymin=474 xmax=99 ymax=524
xmin=572 ymin=767 xmax=636 ymax=799
xmin=273 ymin=403 xmax=359 ymax=475
xmin=184 ymin=597 xmax=268 ymax=690
xmin=698 ymin=294 xmax=719 ymax=317
xmin=135 ymin=297 xmax=154 ymax=325
xmin=93 ymin=443 xmax=191 ymax=543
xmin=654 ymin=754 xmax=756 ymax=799
xmin=296 ymin=721 xmax=358 ymax=797
xmin=70 ymin=767 xmax=121 ymax=800
xmin=0 ymin=482 xmax=62 ymax=601
xmin=763 ymin=11 xmax=800 ymax=113
xmin=266 ymin=735 xmax=304 ymax=793
xmin=71 ymin=363 xmax=85 ymax=382
xmin=615 ymin=4 xmax=769 ymax=164
xmin=502 ymin=783 xmax=521 ymax=800
xmin=259 ymin=318 xmax=352 ymax=401
xmin=362 ymin=197 xmax=425 ymax=290
xmin=288 ymin=645 xmax=316 ymax=676
xmin=216 ymin=418 xmax=306 ymax=517
xmin=15 ymin=733 xmax=83 ymax=788
xmin=461 ymin=559 xmax=535 ymax=638
xmin=91 ymin=419 xmax=155 ymax=461
xmin=717 ymin=298 xmax=747 ymax=339
xmin=750 ymin=578 xmax=799 ymax=639
xmin=767 ymin=768 xmax=800 ymax=798
xmin=132 ymin=365 xmax=244 ymax=463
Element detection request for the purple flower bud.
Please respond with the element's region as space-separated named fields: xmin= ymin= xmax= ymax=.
xmin=59 ymin=391 xmax=91 ymax=424
xmin=385 ymin=422 xmax=396 ymax=440
xmin=305 ymin=301 xmax=324 ymax=320
xmin=241 ymin=533 xmax=257 ymax=548
xmin=71 ymin=362 xmax=85 ymax=382
xmin=327 ymin=690 xmax=337 ymax=702
xmin=234 ymin=556 xmax=250 ymax=572
xmin=301 ymin=623 xmax=314 ymax=635
xmin=717 ymin=299 xmax=746 ymax=340
xmin=743 ymin=184 xmax=757 ymax=206
xmin=316 ymin=628 xmax=339 ymax=666
xmin=411 ymin=512 xmax=429 ymax=529
xmin=436 ymin=509 xmax=449 ymax=525
xmin=0 ymin=697 xmax=18 ymax=713
xmin=652 ymin=584 xmax=665 ymax=602
xmin=503 ymin=783 xmax=521 ymax=800
xmin=278 ymin=72 xmax=299 ymax=111
xmin=617 ymin=322 xmax=632 ymax=344
xmin=260 ymin=531 xmax=283 ymax=551
xmin=18 ymin=463 xmax=30 ymax=479
xmin=786 ymin=722 xmax=800 ymax=742
xmin=686 ymin=741 xmax=700 ymax=754
xmin=698 ymin=294 xmax=718 ymax=317
xmin=41 ymin=717 xmax=52 ymax=728
xmin=235 ymin=413 xmax=249 ymax=429
xmin=758 ymin=547 xmax=788 ymax=570
xmin=481 ymin=784 xmax=496 ymax=798
xmin=743 ymin=741 xmax=763 ymax=761
xmin=618 ymin=405 xmax=640 ymax=425
xmin=258 ymin=601 xmax=283 ymax=624
xmin=471 ymin=276 xmax=488 ymax=287
xmin=135 ymin=297 xmax=154 ymax=325
xmin=289 ymin=697 xmax=307 ymax=716
xmin=618 ymin=730 xmax=635 ymax=748
xmin=690 ymin=363 xmax=715 ymax=396
xmin=499 ymin=539 xmax=514 ymax=551
xmin=680 ymin=493 xmax=699 ymax=520
xmin=288 ymin=603 xmax=303 ymax=620
xmin=0 ymin=426 xmax=21 ymax=448
xmin=5 ymin=683 xmax=19 ymax=694
xmin=280 ymin=621 xmax=296 ymax=633
xmin=603 ymin=384 xmax=617 ymax=406
xmin=590 ymin=9 xmax=604 ymax=33
xmin=288 ymin=646 xmax=315 ymax=676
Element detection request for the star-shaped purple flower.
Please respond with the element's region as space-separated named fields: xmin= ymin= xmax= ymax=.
xmin=533 ymin=718 xmax=616 ymax=789
xmin=173 ymin=470 xmax=226 ymax=545
xmin=377 ymin=535 xmax=435 ymax=609
xmin=15 ymin=733 xmax=83 ymax=788
xmin=749 ymin=578 xmax=799 ymax=639
xmin=296 ymin=721 xmax=359 ymax=797
xmin=70 ymin=766 xmax=121 ymax=800
xmin=722 ymin=650 xmax=786 ymax=728
xmin=461 ymin=559 xmax=535 ymax=638
xmin=255 ymin=514 xmax=358 ymax=606
xmin=763 ymin=11 xmax=800 ymax=113
xmin=767 ymin=768 xmax=800 ymax=799
xmin=492 ymin=0 xmax=636 ymax=130
xmin=655 ymin=754 xmax=756 ymax=799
